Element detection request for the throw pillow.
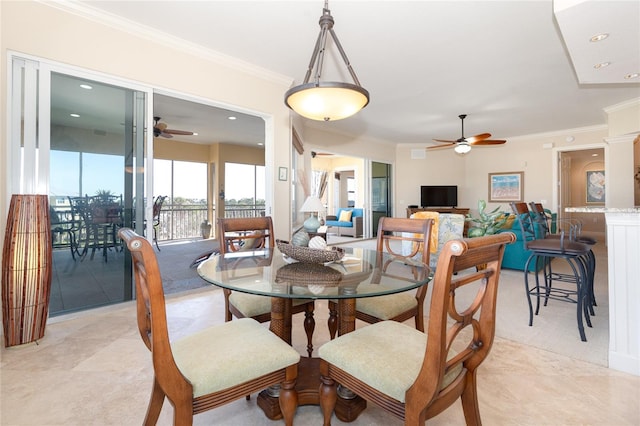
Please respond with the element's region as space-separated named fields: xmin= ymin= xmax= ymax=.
xmin=338 ymin=210 xmax=353 ymax=222
xmin=239 ymin=231 xmax=265 ymax=251
xmin=501 ymin=214 xmax=516 ymax=229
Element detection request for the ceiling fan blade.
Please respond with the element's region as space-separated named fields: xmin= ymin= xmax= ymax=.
xmin=161 ymin=132 xmax=173 ymax=139
xmin=465 ymin=133 xmax=492 ymax=143
xmin=470 ymin=139 xmax=506 ymax=146
xmin=427 ymin=143 xmax=456 ymax=150
xmin=432 ymin=139 xmax=458 ymax=144
xmin=165 ymin=129 xmax=194 ymax=136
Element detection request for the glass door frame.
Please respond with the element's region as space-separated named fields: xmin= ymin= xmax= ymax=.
xmin=6 ymin=52 xmax=155 ymax=307
xmin=6 ymin=51 xmax=155 ymax=238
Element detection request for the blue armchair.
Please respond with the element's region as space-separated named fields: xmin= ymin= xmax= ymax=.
xmin=325 ymin=208 xmax=363 ymax=237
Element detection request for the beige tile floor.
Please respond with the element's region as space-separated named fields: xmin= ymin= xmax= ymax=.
xmin=2 ymin=235 xmax=639 ymax=425
xmin=1 ymin=288 xmax=639 ymax=426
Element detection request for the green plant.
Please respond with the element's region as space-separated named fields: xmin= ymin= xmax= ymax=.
xmin=465 ymin=199 xmax=508 ymax=237
xmin=94 ymin=189 xmax=114 ymax=202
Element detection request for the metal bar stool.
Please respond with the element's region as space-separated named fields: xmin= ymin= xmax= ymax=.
xmin=510 ymin=202 xmax=593 ymax=341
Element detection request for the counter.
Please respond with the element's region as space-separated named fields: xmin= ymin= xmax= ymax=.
xmin=566 ymin=207 xmax=640 ymax=376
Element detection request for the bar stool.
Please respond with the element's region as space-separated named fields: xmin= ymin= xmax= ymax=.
xmin=510 ymin=202 xmax=593 ymax=341
xmin=529 ymin=202 xmax=597 ymax=313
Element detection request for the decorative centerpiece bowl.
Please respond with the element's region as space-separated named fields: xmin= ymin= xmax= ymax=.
xmin=276 ymin=239 xmax=344 ymax=263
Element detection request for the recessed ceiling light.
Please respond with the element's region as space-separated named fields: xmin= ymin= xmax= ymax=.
xmin=624 ymin=73 xmax=639 ymax=79
xmin=590 ymin=33 xmax=609 ymax=42
xmin=594 ymin=62 xmax=610 ymax=69
xmin=192 ymin=132 xmax=198 ymax=136
xmin=70 ymin=113 xmax=80 ymax=118
xmin=79 ymin=84 xmax=93 ymax=90
xmin=257 ymin=142 xmax=264 ymax=146
xmin=592 ymin=153 xmax=598 ymax=157
xmin=228 ymin=116 xmax=237 ymax=120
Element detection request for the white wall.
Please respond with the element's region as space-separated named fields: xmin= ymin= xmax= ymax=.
xmin=0 ymin=1 xmax=293 ymax=238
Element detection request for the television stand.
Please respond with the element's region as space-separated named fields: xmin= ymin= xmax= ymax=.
xmin=406 ymin=207 xmax=470 ymax=236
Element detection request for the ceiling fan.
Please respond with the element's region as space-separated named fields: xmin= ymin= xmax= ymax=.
xmin=428 ymin=114 xmax=506 ymax=154
xmin=153 ymin=116 xmax=195 ymax=138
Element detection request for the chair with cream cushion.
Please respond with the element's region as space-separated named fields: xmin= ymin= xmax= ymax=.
xmin=218 ymin=217 xmax=316 ymax=357
xmin=319 ymin=233 xmax=515 ymax=425
xmin=328 ymin=216 xmax=433 ymax=337
xmin=118 ymin=228 xmax=299 ymax=426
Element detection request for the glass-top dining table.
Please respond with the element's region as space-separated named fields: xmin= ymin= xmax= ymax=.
xmin=197 ymin=245 xmax=431 ymax=422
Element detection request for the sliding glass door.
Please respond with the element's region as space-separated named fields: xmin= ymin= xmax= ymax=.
xmin=10 ymin=56 xmax=150 ymax=315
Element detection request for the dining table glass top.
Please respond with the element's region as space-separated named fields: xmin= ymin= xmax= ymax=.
xmin=197 ymin=246 xmax=431 ymax=300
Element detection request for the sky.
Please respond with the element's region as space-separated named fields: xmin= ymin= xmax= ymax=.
xmin=51 ymin=151 xmax=262 ymax=202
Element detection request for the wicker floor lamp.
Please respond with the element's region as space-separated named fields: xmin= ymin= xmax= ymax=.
xmin=2 ymin=194 xmax=52 ymax=347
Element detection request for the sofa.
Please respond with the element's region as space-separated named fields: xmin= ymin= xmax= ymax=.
xmin=497 ymin=211 xmax=556 ymax=272
xmin=325 ymin=208 xmax=363 ymax=237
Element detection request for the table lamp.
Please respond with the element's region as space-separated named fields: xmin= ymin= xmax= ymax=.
xmin=300 ymin=196 xmax=324 ymax=233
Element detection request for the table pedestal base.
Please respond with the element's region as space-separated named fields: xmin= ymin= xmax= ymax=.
xmin=256 ymin=357 xmax=366 ymax=422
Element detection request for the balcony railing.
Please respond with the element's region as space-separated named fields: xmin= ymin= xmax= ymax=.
xmin=156 ymin=203 xmax=265 ymax=241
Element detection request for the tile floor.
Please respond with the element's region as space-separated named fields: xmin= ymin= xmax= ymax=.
xmin=2 ymin=234 xmax=639 ymax=425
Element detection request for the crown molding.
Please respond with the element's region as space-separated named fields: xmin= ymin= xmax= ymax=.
xmin=39 ymin=0 xmax=293 ymax=87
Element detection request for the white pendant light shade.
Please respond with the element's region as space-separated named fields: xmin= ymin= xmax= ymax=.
xmin=285 ymin=1 xmax=369 ymax=121
xmin=285 ymin=83 xmax=369 ymax=122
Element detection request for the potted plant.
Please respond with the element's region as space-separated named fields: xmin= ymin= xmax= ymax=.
xmin=465 ymin=199 xmax=509 ymax=238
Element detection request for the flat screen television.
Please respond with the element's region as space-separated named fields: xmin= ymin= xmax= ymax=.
xmin=420 ymin=185 xmax=458 ymax=208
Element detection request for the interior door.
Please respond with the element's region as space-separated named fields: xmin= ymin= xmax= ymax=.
xmin=371 ymin=162 xmax=392 ymax=237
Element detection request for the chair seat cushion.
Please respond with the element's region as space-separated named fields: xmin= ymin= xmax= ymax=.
xmin=229 ymin=292 xmax=309 ymax=317
xmin=172 ymin=318 xmax=300 ymax=397
xmin=355 ymin=284 xmax=417 ymax=320
xmin=319 ymin=321 xmax=462 ymax=402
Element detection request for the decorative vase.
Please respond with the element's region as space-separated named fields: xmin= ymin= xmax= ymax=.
xmin=303 ymin=214 xmax=321 ymax=233
xmin=200 ymin=220 xmax=212 ymax=239
xmin=2 ymin=195 xmax=53 ymax=347
xmin=292 ymin=230 xmax=310 ymax=247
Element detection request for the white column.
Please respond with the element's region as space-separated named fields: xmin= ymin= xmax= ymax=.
xmin=606 ymin=211 xmax=640 ymax=376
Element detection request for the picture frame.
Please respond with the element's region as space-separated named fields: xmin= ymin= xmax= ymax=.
xmin=586 ymin=170 xmax=605 ymax=203
xmin=488 ymin=171 xmax=524 ymax=202
xmin=278 ymin=167 xmax=288 ymax=181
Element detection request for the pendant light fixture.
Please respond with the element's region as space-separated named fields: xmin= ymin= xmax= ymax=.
xmin=285 ymin=0 xmax=369 ymax=121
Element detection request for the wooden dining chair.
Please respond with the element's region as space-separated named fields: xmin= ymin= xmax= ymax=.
xmin=217 ymin=217 xmax=317 ymax=357
xmin=319 ymin=233 xmax=515 ymax=425
xmin=118 ymin=228 xmax=299 ymax=426
xmin=328 ymin=216 xmax=433 ymax=338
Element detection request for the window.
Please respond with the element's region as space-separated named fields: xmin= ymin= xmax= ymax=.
xmin=224 ymin=162 xmax=265 ymax=218
xmin=153 ymin=159 xmax=207 ymax=239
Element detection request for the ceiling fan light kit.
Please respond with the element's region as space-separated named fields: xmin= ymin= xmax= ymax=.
xmin=454 ymin=142 xmax=472 ymax=154
xmin=428 ymin=114 xmax=506 ymax=154
xmin=284 ymin=0 xmax=369 ymax=121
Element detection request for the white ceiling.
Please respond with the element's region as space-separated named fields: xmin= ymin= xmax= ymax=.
xmin=55 ymin=0 xmax=639 ymax=149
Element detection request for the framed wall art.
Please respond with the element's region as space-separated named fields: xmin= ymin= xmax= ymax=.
xmin=488 ymin=171 xmax=524 ymax=202
xmin=586 ymin=170 xmax=605 ymax=203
